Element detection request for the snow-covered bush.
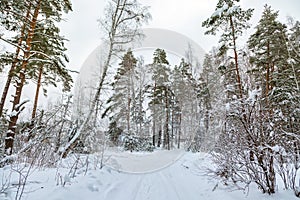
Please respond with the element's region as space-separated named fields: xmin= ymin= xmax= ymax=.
xmin=106 ymin=121 xmax=123 ymax=146
xmin=122 ymin=135 xmax=154 ymax=152
xmin=274 ymin=135 xmax=300 ymax=195
xmin=137 ymin=138 xmax=155 ymax=152
xmin=123 ymin=135 xmax=139 ymax=152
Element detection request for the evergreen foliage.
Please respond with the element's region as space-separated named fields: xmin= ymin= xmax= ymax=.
xmin=203 ymin=2 xmax=300 ymax=196
xmin=0 ymin=1 xmax=299 ymax=197
xmin=106 ymin=49 xmax=138 ymax=135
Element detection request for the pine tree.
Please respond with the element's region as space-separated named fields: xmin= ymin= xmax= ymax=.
xmin=287 ymin=19 xmax=300 ymax=90
xmin=202 ymin=2 xmax=254 ymax=167
xmin=202 ymin=0 xmax=253 ymax=99
xmin=29 ymin=20 xmax=73 ymax=120
xmin=148 ymin=48 xmax=171 ymax=148
xmin=107 ymin=49 xmax=138 ymax=136
xmin=132 ymin=57 xmax=147 ymax=137
xmin=1 ymin=0 xmax=72 ymax=155
xmin=171 ymin=58 xmax=198 ymax=149
xmin=248 ymin=5 xmax=288 ymax=113
xmin=200 ymin=51 xmax=226 ymax=150
xmin=0 ymin=0 xmax=32 ymax=117
xmin=247 ymin=7 xmax=293 ymax=193
xmin=171 ymin=65 xmax=184 ymax=148
xmin=272 ymin=18 xmax=300 ymax=194
xmin=196 ymin=67 xmax=211 ymax=151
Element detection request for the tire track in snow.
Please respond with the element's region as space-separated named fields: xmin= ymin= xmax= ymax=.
xmin=103 ymin=181 xmax=123 ymax=200
xmin=158 ymin=171 xmax=181 ymax=200
xmin=131 ymin=176 xmax=144 ymax=200
xmin=161 ymin=164 xmax=209 ymax=200
xmin=103 ymin=175 xmax=144 ymax=200
xmin=103 ymin=153 xmax=209 ymax=200
xmin=104 ymin=150 xmax=185 ymax=174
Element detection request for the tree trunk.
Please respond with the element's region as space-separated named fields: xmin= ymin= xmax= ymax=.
xmin=0 ymin=5 xmax=31 ymax=117
xmin=171 ymin=106 xmax=174 ymax=148
xmin=58 ymin=0 xmax=148 ymax=157
xmin=177 ymin=111 xmax=182 ymax=149
xmin=269 ymin=153 xmax=276 ymax=194
xmin=152 ymin=82 xmax=156 ymax=146
xmin=257 ymin=149 xmax=276 ymax=194
xmin=5 ymin=0 xmax=41 ymax=155
xmin=139 ymin=89 xmax=142 ymax=137
xmin=229 ymin=16 xmax=243 ymax=99
xmin=264 ymin=41 xmax=271 ymax=112
xmin=59 ymin=40 xmax=114 ymax=157
xmin=157 ymin=129 xmax=161 ymax=147
xmin=127 ymin=75 xmax=131 ymax=134
xmin=55 ymin=95 xmax=72 ymax=153
xmin=31 ymin=65 xmax=43 ymax=120
xmin=165 ymin=87 xmax=170 ymax=150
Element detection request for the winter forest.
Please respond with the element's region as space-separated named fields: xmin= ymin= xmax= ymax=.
xmin=0 ymin=0 xmax=299 ymax=199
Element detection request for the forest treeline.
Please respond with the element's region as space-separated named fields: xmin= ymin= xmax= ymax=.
xmin=0 ymin=0 xmax=299 ymax=197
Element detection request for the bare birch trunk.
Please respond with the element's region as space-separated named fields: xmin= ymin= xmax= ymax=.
xmin=60 ymin=43 xmax=114 ymax=157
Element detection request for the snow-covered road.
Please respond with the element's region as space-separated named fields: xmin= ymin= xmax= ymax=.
xmin=54 ymin=152 xmax=225 ymax=200
xmin=102 ymin=153 xmax=210 ymax=200
xmin=1 ymin=151 xmax=297 ymax=200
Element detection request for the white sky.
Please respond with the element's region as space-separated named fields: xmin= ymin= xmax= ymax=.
xmin=1 ymin=0 xmax=299 ymax=115
xmin=60 ymin=0 xmax=300 ymax=73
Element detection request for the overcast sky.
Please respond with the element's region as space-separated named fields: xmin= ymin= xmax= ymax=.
xmin=60 ymin=0 xmax=300 ymax=73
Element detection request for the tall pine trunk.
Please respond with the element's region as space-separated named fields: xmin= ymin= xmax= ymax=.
xmin=5 ymin=0 xmax=41 ymax=155
xmin=0 ymin=5 xmax=31 ymax=117
xmin=32 ymin=65 xmax=43 ymax=120
xmin=229 ymin=16 xmax=243 ymax=100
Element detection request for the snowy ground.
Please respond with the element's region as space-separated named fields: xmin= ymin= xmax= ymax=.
xmin=0 ymin=149 xmax=298 ymax=200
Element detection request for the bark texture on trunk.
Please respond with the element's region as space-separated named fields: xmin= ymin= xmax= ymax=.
xmin=0 ymin=5 xmax=32 ymax=117
xmin=229 ymin=16 xmax=243 ymax=100
xmin=31 ymin=65 xmax=43 ymax=120
xmin=5 ymin=0 xmax=41 ymax=155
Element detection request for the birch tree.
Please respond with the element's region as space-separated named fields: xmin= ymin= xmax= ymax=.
xmin=59 ymin=0 xmax=150 ymax=157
